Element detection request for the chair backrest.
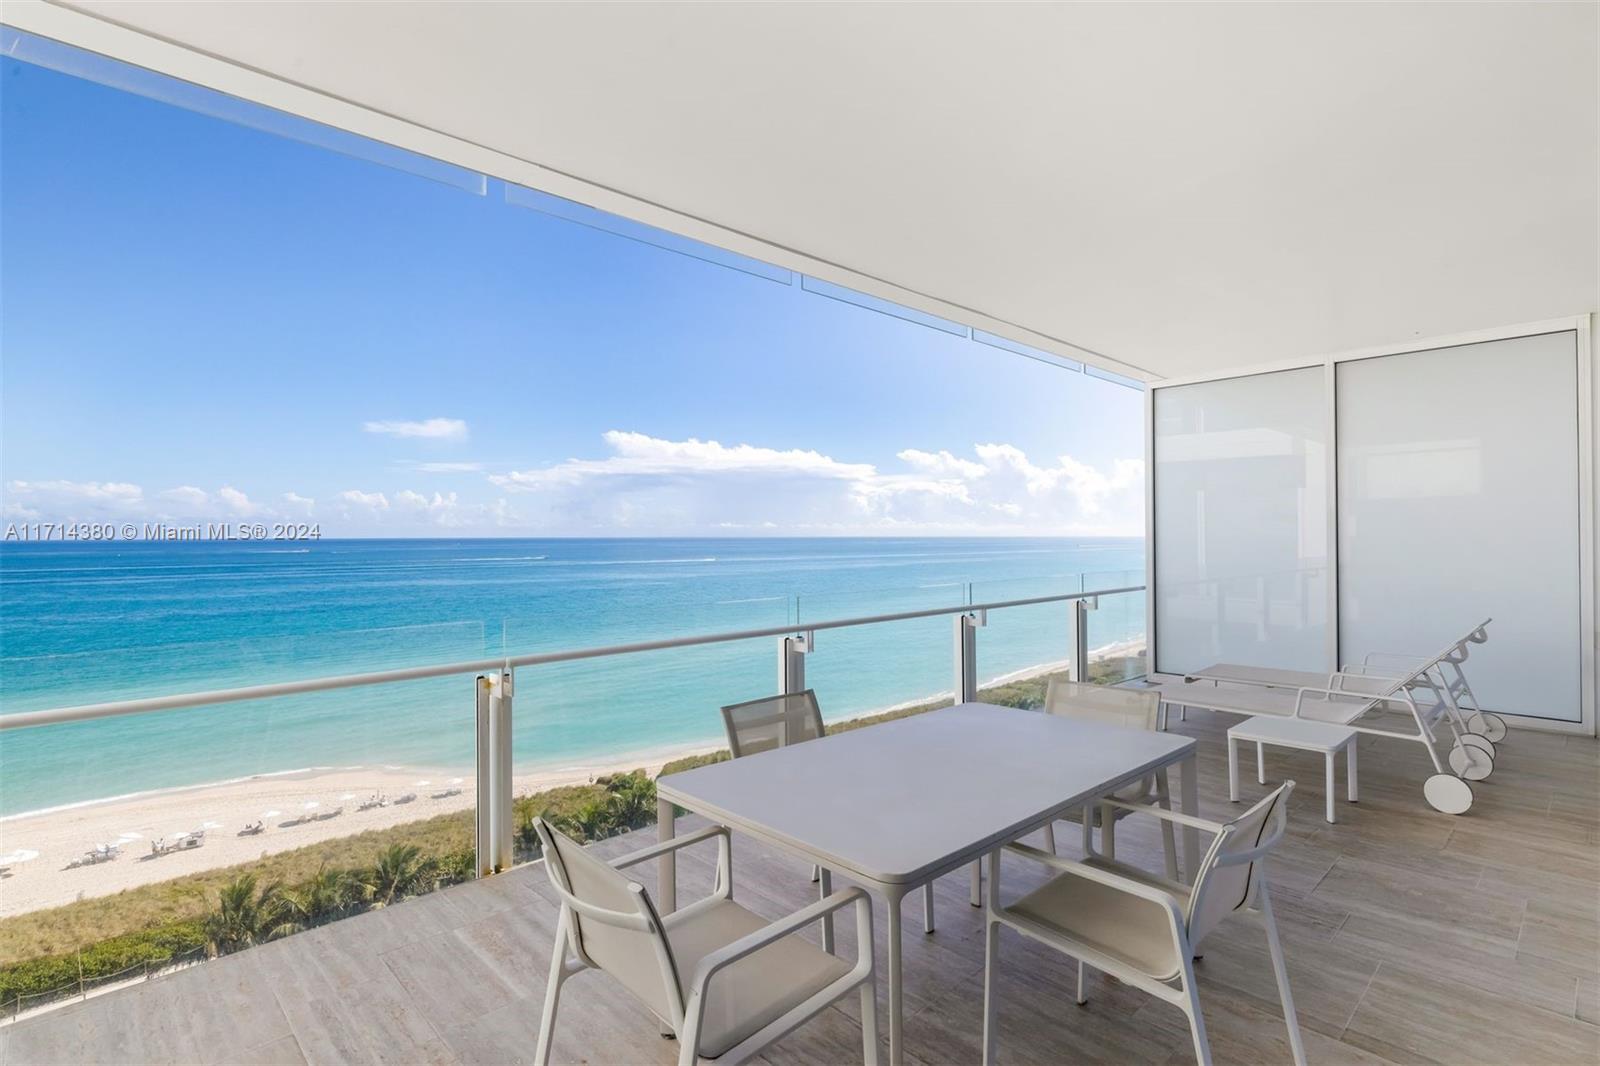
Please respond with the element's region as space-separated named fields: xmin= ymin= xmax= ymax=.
xmin=1043 ymin=677 xmax=1160 ymax=731
xmin=720 ymin=690 xmax=826 ymax=758
xmin=534 ymin=818 xmax=682 ymax=1023
xmin=1185 ymin=781 xmax=1293 ymax=947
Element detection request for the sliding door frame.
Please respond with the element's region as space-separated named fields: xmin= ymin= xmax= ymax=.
xmin=1145 ymin=314 xmax=1595 ymax=736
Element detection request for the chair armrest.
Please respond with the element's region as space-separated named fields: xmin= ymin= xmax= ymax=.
xmin=610 ymin=825 xmax=728 ymax=869
xmin=686 ymin=888 xmax=872 ymax=993
xmin=1292 ymin=685 xmax=1384 ymax=718
xmin=1098 ymin=798 xmax=1225 ymax=833
xmin=1003 ymin=843 xmax=1187 ymax=916
xmin=1332 ymin=665 xmax=1408 ymax=681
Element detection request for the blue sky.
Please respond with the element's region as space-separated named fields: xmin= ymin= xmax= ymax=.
xmin=0 ymin=49 xmax=1144 ymax=537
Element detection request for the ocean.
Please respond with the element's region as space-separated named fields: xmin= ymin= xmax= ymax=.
xmin=0 ymin=537 xmax=1145 ymax=816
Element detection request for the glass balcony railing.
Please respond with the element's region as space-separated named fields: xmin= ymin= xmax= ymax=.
xmin=0 ymin=575 xmax=1145 ymax=1020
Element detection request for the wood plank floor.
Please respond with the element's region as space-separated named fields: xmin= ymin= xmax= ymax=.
xmin=5 ymin=709 xmax=1597 ymax=1065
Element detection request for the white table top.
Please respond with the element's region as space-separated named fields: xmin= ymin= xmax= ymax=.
xmin=656 ymin=702 xmax=1195 ymax=887
xmin=1227 ymin=714 xmax=1356 ymax=749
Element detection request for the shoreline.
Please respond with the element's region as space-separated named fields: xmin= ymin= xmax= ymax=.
xmin=0 ymin=644 xmax=1141 ymax=919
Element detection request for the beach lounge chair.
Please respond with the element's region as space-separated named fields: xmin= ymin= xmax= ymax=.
xmin=1180 ymin=620 xmax=1500 ymax=778
xmin=981 ymin=783 xmax=1304 ymax=1066
xmin=532 ymin=818 xmax=880 ymax=1065
xmin=238 ymin=822 xmax=265 ymax=836
xmin=1137 ymin=628 xmax=1496 ymax=813
xmin=392 ymin=792 xmax=417 ymax=805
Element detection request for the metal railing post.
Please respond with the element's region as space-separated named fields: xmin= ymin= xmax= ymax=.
xmin=1070 ymin=597 xmax=1096 ymax=683
xmin=778 ymin=632 xmax=812 ymax=695
xmin=474 ymin=674 xmax=493 ymax=877
xmin=490 ymin=669 xmax=514 ymax=873
xmin=953 ymin=611 xmax=984 ymax=704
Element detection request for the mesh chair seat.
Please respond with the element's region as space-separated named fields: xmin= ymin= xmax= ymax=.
xmin=664 ymin=900 xmax=852 ymax=1058
xmin=1008 ymin=857 xmax=1191 ymax=981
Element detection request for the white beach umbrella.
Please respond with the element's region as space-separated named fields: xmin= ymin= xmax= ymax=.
xmin=261 ymin=810 xmax=282 ymax=819
xmin=301 ymin=801 xmax=321 ymax=811
xmin=117 ymin=832 xmax=143 ymax=842
xmin=339 ymin=793 xmax=357 ymax=801
xmin=448 ymin=777 xmax=464 ymax=785
xmin=0 ymin=849 xmax=40 ymax=865
xmin=200 ymin=821 xmax=223 ymax=830
xmin=414 ymin=780 xmax=431 ymax=787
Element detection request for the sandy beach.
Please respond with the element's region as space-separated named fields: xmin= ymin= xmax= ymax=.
xmin=0 ymin=750 xmax=705 ymax=920
xmin=0 ymin=646 xmax=1139 ymax=920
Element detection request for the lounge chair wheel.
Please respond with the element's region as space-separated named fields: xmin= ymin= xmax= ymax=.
xmin=1467 ymin=712 xmax=1507 ymax=743
xmin=1424 ymin=773 xmax=1473 ymax=814
xmin=1461 ymin=732 xmax=1497 ymax=761
xmin=1449 ymin=737 xmax=1494 ymax=781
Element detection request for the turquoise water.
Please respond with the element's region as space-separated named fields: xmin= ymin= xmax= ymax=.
xmin=0 ymin=538 xmax=1144 ymax=815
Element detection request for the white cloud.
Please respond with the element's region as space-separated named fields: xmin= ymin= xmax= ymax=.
xmin=282 ymin=492 xmax=315 ymax=513
xmin=485 ymin=431 xmax=1143 ymax=535
xmin=897 ymin=449 xmax=987 ymax=479
xmin=363 ymin=418 xmax=468 ymax=441
xmin=6 ymin=479 xmax=144 ymax=507
xmin=339 ymin=489 xmax=390 ymax=511
xmin=159 ymin=485 xmax=210 ymax=509
xmin=395 ymin=489 xmax=465 ymax=526
xmin=492 ymin=430 xmax=874 ymax=490
xmin=217 ymin=485 xmax=260 ymax=516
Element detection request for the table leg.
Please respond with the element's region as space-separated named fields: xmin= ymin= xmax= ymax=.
xmin=656 ymin=797 xmax=676 ymax=914
xmin=1228 ymin=736 xmax=1239 ymax=802
xmin=887 ymin=888 xmax=905 ymax=1066
xmin=1179 ymin=753 xmax=1200 ymax=883
xmin=1324 ymin=752 xmax=1336 ymax=824
xmin=970 ymin=860 xmax=981 ymax=907
xmin=1257 ymin=742 xmax=1266 ymax=784
xmin=1347 ymin=741 xmax=1358 ymax=803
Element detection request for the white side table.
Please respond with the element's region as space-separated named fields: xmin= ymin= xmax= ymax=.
xmin=1228 ymin=715 xmax=1357 ymax=823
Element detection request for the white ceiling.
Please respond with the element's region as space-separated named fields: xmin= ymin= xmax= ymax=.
xmin=35 ymin=1 xmax=1600 ymax=379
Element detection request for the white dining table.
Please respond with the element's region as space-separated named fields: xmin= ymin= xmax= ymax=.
xmin=654 ymin=701 xmax=1200 ymax=1065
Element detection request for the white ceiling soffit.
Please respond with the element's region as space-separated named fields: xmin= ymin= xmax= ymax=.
xmin=19 ymin=0 xmax=1600 ymax=381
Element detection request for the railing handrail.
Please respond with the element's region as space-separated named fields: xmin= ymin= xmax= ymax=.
xmin=0 ymin=584 xmax=1143 ymax=732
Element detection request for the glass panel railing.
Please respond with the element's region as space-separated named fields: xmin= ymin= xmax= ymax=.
xmin=506 ymin=636 xmax=772 ymax=866
xmin=793 ymin=582 xmax=965 ymax=728
xmin=0 ymin=672 xmax=477 ymax=1016
xmin=0 ymin=621 xmax=490 ymax=716
xmin=1087 ymin=578 xmax=1149 ymax=684
xmin=972 ymin=574 xmax=1083 ymax=710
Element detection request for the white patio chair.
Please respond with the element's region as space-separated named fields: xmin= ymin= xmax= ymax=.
xmin=533 ymin=818 xmax=879 ymax=1065
xmin=981 ymin=782 xmax=1305 ymax=1066
xmin=1040 ymin=677 xmax=1179 ymax=881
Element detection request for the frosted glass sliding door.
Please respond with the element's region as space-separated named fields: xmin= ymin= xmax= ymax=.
xmin=1337 ymin=331 xmax=1582 ymax=722
xmin=1153 ymin=368 xmax=1329 ymax=675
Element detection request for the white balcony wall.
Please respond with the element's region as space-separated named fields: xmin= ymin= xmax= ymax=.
xmin=1337 ymin=331 xmax=1583 ymax=722
xmin=1149 ymin=318 xmax=1594 ymax=733
xmin=1152 ymin=368 xmax=1330 ymax=675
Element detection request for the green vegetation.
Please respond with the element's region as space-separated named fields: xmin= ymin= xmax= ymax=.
xmin=0 ymin=658 xmax=1145 ymax=1012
